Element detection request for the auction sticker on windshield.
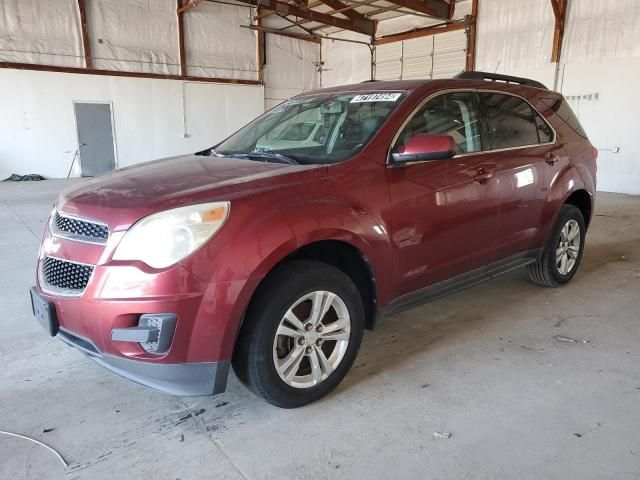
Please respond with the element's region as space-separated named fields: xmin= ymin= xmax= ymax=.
xmin=350 ymin=93 xmax=402 ymax=103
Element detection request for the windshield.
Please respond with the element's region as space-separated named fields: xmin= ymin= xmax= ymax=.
xmin=214 ymin=91 xmax=407 ymax=165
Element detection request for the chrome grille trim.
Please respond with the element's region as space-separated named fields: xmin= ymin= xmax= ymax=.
xmin=51 ymin=210 xmax=109 ymax=244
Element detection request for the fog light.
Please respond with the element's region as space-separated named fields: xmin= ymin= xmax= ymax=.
xmin=139 ymin=314 xmax=177 ymax=353
xmin=111 ymin=313 xmax=177 ymax=354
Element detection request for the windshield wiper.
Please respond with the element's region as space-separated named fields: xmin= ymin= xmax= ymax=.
xmin=229 ymin=151 xmax=299 ymax=165
xmin=195 ymin=146 xmax=222 ymax=157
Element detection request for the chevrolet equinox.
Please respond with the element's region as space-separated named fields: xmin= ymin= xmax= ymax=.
xmin=31 ymin=72 xmax=597 ymax=408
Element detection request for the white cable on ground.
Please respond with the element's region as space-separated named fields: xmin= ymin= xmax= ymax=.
xmin=0 ymin=430 xmax=68 ymax=467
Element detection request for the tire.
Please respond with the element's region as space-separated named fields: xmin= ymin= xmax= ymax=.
xmin=232 ymin=260 xmax=365 ymax=408
xmin=528 ymin=204 xmax=586 ymax=287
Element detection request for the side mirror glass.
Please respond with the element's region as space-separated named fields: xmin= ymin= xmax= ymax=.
xmin=391 ymin=134 xmax=456 ymax=163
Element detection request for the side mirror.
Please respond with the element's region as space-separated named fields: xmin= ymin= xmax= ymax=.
xmin=391 ymin=134 xmax=456 ymax=163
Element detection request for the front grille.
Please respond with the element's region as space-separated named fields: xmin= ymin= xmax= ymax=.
xmin=53 ymin=212 xmax=108 ymax=243
xmin=42 ymin=256 xmax=94 ymax=293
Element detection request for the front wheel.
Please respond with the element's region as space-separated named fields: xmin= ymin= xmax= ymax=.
xmin=232 ymin=260 xmax=364 ymax=408
xmin=528 ymin=204 xmax=586 ymax=287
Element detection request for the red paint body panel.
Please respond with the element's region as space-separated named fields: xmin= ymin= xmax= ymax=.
xmin=35 ymin=78 xmax=596 ymax=388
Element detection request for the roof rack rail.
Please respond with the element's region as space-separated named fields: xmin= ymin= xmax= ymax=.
xmin=455 ymin=71 xmax=548 ymax=90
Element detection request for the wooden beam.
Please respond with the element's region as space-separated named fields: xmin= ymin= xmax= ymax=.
xmin=550 ymin=0 xmax=567 ymax=62
xmin=0 ymin=61 xmax=262 ymax=85
xmin=233 ymin=0 xmax=376 ymax=35
xmin=257 ymin=7 xmax=265 ymax=83
xmin=448 ymin=0 xmax=456 ymax=19
xmin=281 ymin=0 xmax=379 ymax=32
xmin=177 ymin=0 xmax=204 ymax=14
xmin=257 ymin=0 xmax=324 ymax=20
xmin=374 ymin=21 xmax=464 ymax=45
xmin=177 ymin=0 xmax=187 ymax=76
xmin=317 ymin=0 xmax=370 ymax=24
xmin=383 ymin=0 xmax=452 ymax=19
xmin=251 ymin=25 xmax=321 ymax=44
xmin=465 ymin=0 xmax=478 ymax=71
xmin=77 ymin=0 xmax=92 ymax=68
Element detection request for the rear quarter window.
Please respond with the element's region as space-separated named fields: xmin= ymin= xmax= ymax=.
xmin=541 ymin=98 xmax=588 ymax=138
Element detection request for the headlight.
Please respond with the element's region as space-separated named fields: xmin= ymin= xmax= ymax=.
xmin=112 ymin=202 xmax=230 ymax=269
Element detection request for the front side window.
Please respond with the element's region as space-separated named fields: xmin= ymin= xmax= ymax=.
xmin=393 ymin=92 xmax=482 ymax=154
xmin=215 ymin=92 xmax=407 ymax=165
xmin=479 ymin=93 xmax=553 ymax=150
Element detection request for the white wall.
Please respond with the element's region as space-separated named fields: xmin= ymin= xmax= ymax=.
xmin=0 ymin=0 xmax=269 ymax=179
xmin=0 ymin=69 xmax=264 ymax=179
xmin=475 ymin=0 xmax=556 ymax=86
xmin=1 ymin=0 xmax=259 ymax=80
xmin=476 ymin=0 xmax=640 ymax=195
xmin=263 ymin=34 xmax=319 ymax=110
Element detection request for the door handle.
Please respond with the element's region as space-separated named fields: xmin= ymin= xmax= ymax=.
xmin=474 ymin=169 xmax=495 ymax=184
xmin=545 ymin=152 xmax=560 ymax=165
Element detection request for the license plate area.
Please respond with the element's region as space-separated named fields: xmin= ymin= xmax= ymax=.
xmin=30 ymin=287 xmax=59 ymax=336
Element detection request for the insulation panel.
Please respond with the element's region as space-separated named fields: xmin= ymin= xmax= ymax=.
xmin=87 ymin=0 xmax=180 ymax=74
xmin=0 ymin=0 xmax=83 ymax=68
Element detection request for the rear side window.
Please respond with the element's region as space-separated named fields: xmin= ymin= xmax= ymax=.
xmin=479 ymin=93 xmax=553 ymax=150
xmin=541 ymin=98 xmax=588 ymax=138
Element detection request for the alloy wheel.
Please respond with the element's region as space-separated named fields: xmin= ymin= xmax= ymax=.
xmin=556 ymin=219 xmax=581 ymax=275
xmin=272 ymin=290 xmax=351 ymax=389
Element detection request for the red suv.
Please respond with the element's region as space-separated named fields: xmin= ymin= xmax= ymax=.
xmin=31 ymin=72 xmax=597 ymax=408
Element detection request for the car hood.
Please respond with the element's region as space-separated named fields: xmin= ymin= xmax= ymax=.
xmin=57 ymin=154 xmax=326 ymax=230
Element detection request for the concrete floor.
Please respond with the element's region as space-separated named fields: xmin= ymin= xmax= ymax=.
xmin=1 ymin=179 xmax=639 ymax=480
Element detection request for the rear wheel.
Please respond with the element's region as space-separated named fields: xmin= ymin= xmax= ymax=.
xmin=232 ymin=260 xmax=364 ymax=408
xmin=528 ymin=205 xmax=586 ymax=287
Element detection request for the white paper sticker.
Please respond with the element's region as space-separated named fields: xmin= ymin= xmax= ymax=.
xmin=350 ymin=93 xmax=402 ymax=103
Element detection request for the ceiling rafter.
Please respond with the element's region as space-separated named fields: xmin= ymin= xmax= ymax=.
xmin=233 ymin=0 xmax=377 ymax=35
xmin=373 ymin=19 xmax=463 ymax=45
xmin=255 ymin=0 xmax=453 ymax=32
xmin=383 ymin=0 xmax=452 ymax=20
xmin=279 ymin=0 xmax=380 ymax=33
xmin=318 ymin=0 xmax=372 ymax=24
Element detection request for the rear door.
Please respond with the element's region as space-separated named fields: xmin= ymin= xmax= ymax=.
xmin=478 ymin=91 xmax=566 ymax=257
xmin=386 ymin=91 xmax=501 ymax=297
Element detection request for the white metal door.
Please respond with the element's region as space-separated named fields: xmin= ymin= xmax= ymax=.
xmin=374 ymin=29 xmax=467 ymax=80
xmin=433 ymin=30 xmax=467 ymax=78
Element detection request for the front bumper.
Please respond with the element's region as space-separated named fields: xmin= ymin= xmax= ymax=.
xmin=58 ymin=327 xmax=229 ymax=396
xmin=33 ymin=216 xmax=256 ymax=396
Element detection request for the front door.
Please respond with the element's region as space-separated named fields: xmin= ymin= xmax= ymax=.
xmin=386 ymin=91 xmax=501 ymax=298
xmin=74 ymin=102 xmax=116 ymax=177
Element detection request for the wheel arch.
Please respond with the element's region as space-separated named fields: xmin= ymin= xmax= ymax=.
xmin=562 ymin=189 xmax=593 ymax=228
xmin=228 ymin=237 xmax=380 ymax=361
xmin=283 ymin=240 xmax=378 ymax=330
